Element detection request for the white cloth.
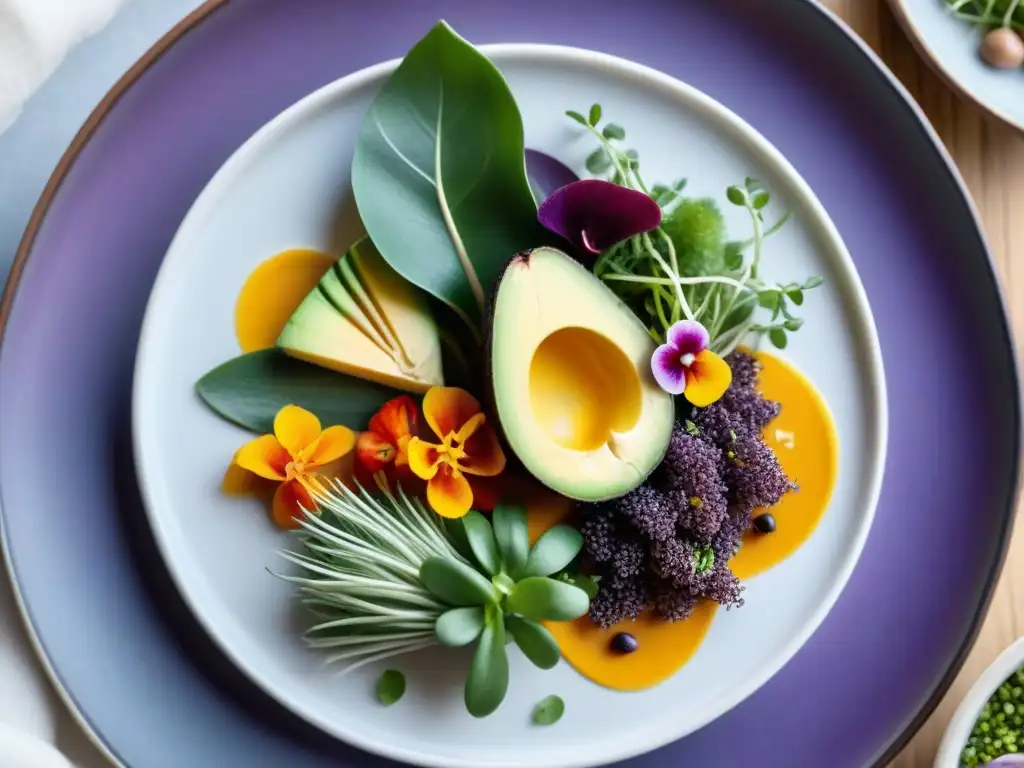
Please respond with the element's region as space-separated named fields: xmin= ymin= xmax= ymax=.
xmin=0 ymin=0 xmax=127 ymax=133
xmin=0 ymin=564 xmax=80 ymax=767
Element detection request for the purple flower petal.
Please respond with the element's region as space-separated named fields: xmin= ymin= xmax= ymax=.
xmin=651 ymin=343 xmax=687 ymax=395
xmin=666 ymin=320 xmax=709 ymax=356
xmin=537 ymin=180 xmax=662 ymax=258
xmin=525 ymin=149 xmax=580 ymax=203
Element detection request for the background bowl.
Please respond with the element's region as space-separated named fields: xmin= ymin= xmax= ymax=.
xmin=936 ymin=638 xmax=1024 ymax=767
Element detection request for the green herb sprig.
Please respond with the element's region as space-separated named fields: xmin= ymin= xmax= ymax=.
xmin=279 ymin=483 xmax=590 ymax=719
xmin=565 ymin=105 xmax=823 ymax=354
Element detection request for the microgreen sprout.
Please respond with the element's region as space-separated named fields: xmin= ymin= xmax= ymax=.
xmin=947 ymin=0 xmax=1024 ymax=31
xmin=565 ymin=104 xmax=823 ymax=354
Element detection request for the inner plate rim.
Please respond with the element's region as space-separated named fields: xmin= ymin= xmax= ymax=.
xmin=130 ymin=42 xmax=887 ymax=768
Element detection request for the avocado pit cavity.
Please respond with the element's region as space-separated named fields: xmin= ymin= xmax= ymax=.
xmin=528 ymin=327 xmax=642 ymax=453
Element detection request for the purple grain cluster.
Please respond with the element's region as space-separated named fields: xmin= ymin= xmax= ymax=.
xmin=581 ymin=351 xmax=793 ymax=627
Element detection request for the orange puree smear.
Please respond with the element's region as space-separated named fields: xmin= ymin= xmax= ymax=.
xmin=729 ymin=352 xmax=838 ymax=580
xmin=525 ymin=350 xmax=837 ymax=691
xmin=234 ymin=248 xmax=334 ymax=352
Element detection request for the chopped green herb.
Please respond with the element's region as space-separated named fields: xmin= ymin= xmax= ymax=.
xmin=684 ymin=419 xmax=700 ymax=437
xmin=694 ymin=545 xmax=715 ymax=574
xmin=532 ymin=695 xmax=565 ymax=726
xmin=962 ymin=668 xmax=1024 ymax=767
xmin=377 ymin=669 xmax=406 ymax=706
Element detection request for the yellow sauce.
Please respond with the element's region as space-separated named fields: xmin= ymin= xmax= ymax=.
xmin=232 ymin=252 xmax=837 ymax=692
xmin=234 ymin=248 xmax=334 ymax=352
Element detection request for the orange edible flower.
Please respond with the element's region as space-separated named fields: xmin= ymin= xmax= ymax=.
xmin=407 ymin=387 xmax=506 ymax=519
xmin=231 ymin=404 xmax=355 ymax=529
xmin=355 ymin=395 xmax=419 ymax=489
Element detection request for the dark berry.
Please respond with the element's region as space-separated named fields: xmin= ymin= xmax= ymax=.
xmin=753 ymin=513 xmax=776 ymax=534
xmin=610 ymin=632 xmax=639 ymax=654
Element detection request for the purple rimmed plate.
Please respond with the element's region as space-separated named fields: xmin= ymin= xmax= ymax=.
xmin=0 ymin=2 xmax=1018 ymax=767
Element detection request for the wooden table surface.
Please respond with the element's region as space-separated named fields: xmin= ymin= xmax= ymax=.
xmin=819 ymin=1 xmax=1024 ymax=765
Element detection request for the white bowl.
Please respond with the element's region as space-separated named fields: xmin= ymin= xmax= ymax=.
xmin=936 ymin=638 xmax=1024 ymax=767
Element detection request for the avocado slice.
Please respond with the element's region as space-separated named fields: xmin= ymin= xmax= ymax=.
xmin=488 ymin=247 xmax=674 ymax=501
xmin=277 ymin=237 xmax=443 ymax=393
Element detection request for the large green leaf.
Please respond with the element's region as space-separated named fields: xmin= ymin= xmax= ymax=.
xmin=195 ymin=349 xmax=402 ymax=434
xmin=464 ymin=607 xmax=510 ymax=718
xmin=351 ymin=21 xmax=546 ymax=332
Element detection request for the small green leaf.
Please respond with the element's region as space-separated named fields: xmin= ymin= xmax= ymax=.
xmin=465 ymin=610 xmax=510 ymax=718
xmin=769 ymin=328 xmax=788 ymax=349
xmin=507 ymin=577 xmax=590 ymax=621
xmin=461 ymin=511 xmax=501 ymax=576
xmin=758 ymin=290 xmax=779 ymax=311
xmin=744 ymin=176 xmax=760 ymax=190
xmin=419 ymin=557 xmax=496 ymax=607
xmin=753 ymin=192 xmax=770 ymax=210
xmin=507 ymin=616 xmax=561 ymax=670
xmin=723 ymin=242 xmax=744 ymax=271
xmin=602 ymin=123 xmax=625 ymax=140
xmin=532 ymin=695 xmax=565 ymax=726
xmin=376 ymin=669 xmax=405 ymax=706
xmin=565 ymin=110 xmax=588 ymax=126
xmin=588 ymin=103 xmax=602 ymax=126
xmin=772 ymin=295 xmax=785 ymax=321
xmin=787 ymin=288 xmax=804 ymax=306
xmin=673 ymin=178 xmax=688 ymax=191
xmin=444 ymin=518 xmax=473 ymax=561
xmin=436 ymin=606 xmax=486 ymax=646
xmin=526 ymin=525 xmax=584 ymax=577
xmin=586 ymin=148 xmax=612 ymax=175
xmin=196 ymin=349 xmax=402 ymax=435
xmin=563 ymin=573 xmax=600 ymax=600
xmin=717 ymin=294 xmax=757 ymax=337
xmin=784 ymin=317 xmax=804 ymax=332
xmin=684 ymin=420 xmax=700 ymax=437
xmin=726 ymin=186 xmax=746 ymax=206
xmin=693 ymin=545 xmax=715 ymax=574
xmin=803 ymin=276 xmax=824 ymax=290
xmin=625 ymin=148 xmax=639 ymax=166
xmin=492 ymin=503 xmax=530 ymax=579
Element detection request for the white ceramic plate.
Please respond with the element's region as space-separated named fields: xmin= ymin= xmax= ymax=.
xmin=890 ymin=0 xmax=1024 ymax=134
xmin=132 ymin=45 xmax=887 ymax=768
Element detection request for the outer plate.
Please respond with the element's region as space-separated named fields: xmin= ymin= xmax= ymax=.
xmin=0 ymin=2 xmax=1018 ymax=767
xmin=889 ymin=0 xmax=1024 ymax=135
xmin=131 ymin=46 xmax=885 ymax=768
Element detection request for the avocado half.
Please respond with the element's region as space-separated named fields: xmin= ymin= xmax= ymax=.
xmin=488 ymin=246 xmax=674 ymax=502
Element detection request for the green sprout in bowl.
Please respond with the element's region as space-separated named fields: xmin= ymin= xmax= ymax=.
xmin=962 ymin=666 xmax=1024 ymax=766
xmin=946 ymin=1 xmax=1024 ymax=69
